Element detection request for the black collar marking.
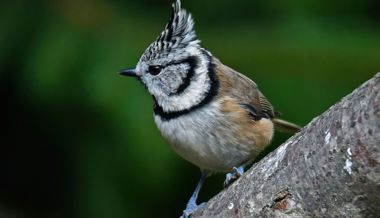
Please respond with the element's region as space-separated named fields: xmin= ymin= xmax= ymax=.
xmin=153 ymin=51 xmax=219 ymax=121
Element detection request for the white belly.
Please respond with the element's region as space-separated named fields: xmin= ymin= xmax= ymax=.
xmin=154 ymin=102 xmax=253 ymax=172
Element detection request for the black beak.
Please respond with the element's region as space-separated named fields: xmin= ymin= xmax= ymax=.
xmin=119 ymin=68 xmax=138 ymax=77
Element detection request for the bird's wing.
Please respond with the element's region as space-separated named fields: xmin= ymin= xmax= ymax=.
xmin=215 ymin=61 xmax=275 ymax=120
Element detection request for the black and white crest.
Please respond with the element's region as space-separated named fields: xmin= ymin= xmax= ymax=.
xmin=142 ymin=0 xmax=200 ymax=61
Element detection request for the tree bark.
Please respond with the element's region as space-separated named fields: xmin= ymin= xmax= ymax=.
xmin=193 ymin=73 xmax=380 ymax=218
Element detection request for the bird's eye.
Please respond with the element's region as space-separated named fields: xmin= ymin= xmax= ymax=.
xmin=148 ymin=65 xmax=163 ymax=76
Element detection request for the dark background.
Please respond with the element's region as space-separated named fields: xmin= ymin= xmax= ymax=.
xmin=1 ymin=0 xmax=379 ymax=217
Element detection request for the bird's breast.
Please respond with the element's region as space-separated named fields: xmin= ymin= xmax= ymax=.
xmin=154 ymin=100 xmax=272 ymax=172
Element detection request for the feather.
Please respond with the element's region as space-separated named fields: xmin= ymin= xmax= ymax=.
xmin=272 ymin=118 xmax=301 ymax=134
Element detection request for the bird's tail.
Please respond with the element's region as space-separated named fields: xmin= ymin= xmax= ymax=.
xmin=272 ymin=118 xmax=301 ymax=134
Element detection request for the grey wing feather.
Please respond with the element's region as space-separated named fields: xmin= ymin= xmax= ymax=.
xmin=258 ymin=92 xmax=275 ymax=118
xmin=222 ymin=64 xmax=274 ymax=119
xmin=219 ymin=61 xmax=301 ymax=133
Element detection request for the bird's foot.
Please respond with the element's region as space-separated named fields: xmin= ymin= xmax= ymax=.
xmin=180 ymin=171 xmax=208 ymax=218
xmin=180 ymin=202 xmax=205 ymax=218
xmin=224 ymin=166 xmax=245 ymax=188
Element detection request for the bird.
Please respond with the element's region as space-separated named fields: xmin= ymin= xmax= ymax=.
xmin=119 ymin=0 xmax=300 ymax=217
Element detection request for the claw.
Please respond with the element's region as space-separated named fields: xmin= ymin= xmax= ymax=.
xmin=224 ymin=166 xmax=245 ymax=188
xmin=180 ymin=202 xmax=205 ymax=218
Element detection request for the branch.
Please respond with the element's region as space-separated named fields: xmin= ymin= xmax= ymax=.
xmin=193 ymin=73 xmax=380 ymax=218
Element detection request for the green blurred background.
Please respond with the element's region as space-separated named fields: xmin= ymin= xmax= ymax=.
xmin=1 ymin=0 xmax=379 ymax=217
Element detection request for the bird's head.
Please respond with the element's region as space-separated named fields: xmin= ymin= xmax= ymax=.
xmin=121 ymin=0 xmax=215 ymax=114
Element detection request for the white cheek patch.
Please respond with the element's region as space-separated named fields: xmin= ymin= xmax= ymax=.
xmin=155 ymin=49 xmax=211 ymax=112
xmin=165 ymin=64 xmax=190 ymax=94
xmin=145 ymin=62 xmax=190 ymax=96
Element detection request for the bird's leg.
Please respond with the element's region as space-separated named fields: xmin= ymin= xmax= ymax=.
xmin=224 ymin=164 xmax=246 ymax=188
xmin=181 ymin=171 xmax=208 ymax=218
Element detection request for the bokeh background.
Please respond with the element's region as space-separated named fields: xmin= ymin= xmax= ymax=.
xmin=1 ymin=0 xmax=379 ymax=217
